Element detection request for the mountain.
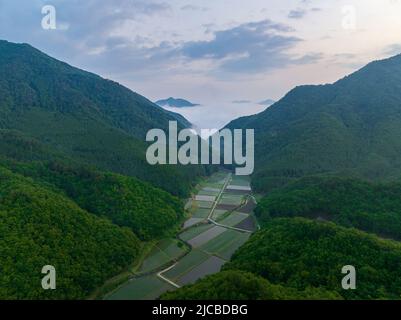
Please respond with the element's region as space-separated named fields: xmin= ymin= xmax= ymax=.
xmin=0 ymin=128 xmax=187 ymax=299
xmin=255 ymin=176 xmax=401 ymax=240
xmin=0 ymin=40 xmax=213 ymax=299
xmin=226 ymin=54 xmax=401 ymax=192
xmin=168 ymin=110 xmax=193 ymax=128
xmin=224 ymin=218 xmax=401 ymax=300
xmin=0 ymin=164 xmax=141 ymax=299
xmin=258 ymin=99 xmax=276 ymax=106
xmin=156 ymin=97 xmax=200 ymax=108
xmin=167 ymin=216 xmax=401 ymax=300
xmin=161 ymin=270 xmax=341 ymax=300
xmin=0 ymin=40 xmax=210 ymax=196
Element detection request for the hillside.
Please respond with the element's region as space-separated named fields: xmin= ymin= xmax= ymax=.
xmin=0 ymin=39 xmax=205 ymax=299
xmin=0 ymin=165 xmax=141 ymax=299
xmin=161 ymin=270 xmax=341 ymax=300
xmin=2 ymin=158 xmax=185 ymax=241
xmin=225 ymin=54 xmax=401 ymax=192
xmin=0 ymin=129 xmax=188 ymax=299
xmin=255 ymin=176 xmax=401 ymax=240
xmin=0 ymin=40 xmax=209 ymax=197
xmin=168 ymin=217 xmax=401 ymax=300
xmin=224 ymin=218 xmax=401 ymax=300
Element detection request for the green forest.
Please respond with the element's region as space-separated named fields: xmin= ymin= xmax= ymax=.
xmin=255 ymin=176 xmax=401 ymax=240
xmin=0 ymin=41 xmax=209 ymax=299
xmin=0 ymin=165 xmax=141 ymax=299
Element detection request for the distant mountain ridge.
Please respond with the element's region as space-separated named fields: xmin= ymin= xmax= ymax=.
xmin=156 ymin=97 xmax=200 ymax=108
xmin=258 ymin=99 xmax=276 ymax=106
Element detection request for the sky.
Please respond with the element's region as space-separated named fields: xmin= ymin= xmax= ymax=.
xmin=1 ymin=0 xmax=401 ymax=129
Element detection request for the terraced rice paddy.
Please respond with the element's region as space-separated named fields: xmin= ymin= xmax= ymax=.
xmin=106 ymin=171 xmax=257 ymax=300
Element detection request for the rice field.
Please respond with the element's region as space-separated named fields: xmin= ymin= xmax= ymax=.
xmin=200 ymin=230 xmax=251 ymax=260
xmin=139 ymin=239 xmax=186 ymax=273
xmin=219 ymin=194 xmax=244 ymax=206
xmin=106 ymin=171 xmax=256 ymax=300
xmin=211 ymin=209 xmax=227 ymax=220
xmin=188 ymin=226 xmax=226 ymax=248
xmin=106 ymin=275 xmax=174 ymax=300
xmin=192 ymin=208 xmax=210 ymax=219
xmin=163 ymin=249 xmax=210 ymax=281
xmin=195 ymin=195 xmax=216 ymax=202
xmin=235 ymin=215 xmax=257 ymax=232
xmin=198 ymin=189 xmax=220 ymax=196
xmin=183 ymin=218 xmax=203 ymax=229
xmin=219 ymin=211 xmax=248 ymax=227
xmin=197 ymin=201 xmax=214 ymax=209
xmin=177 ymin=256 xmax=225 ymax=286
xmin=179 ymin=223 xmax=213 ymax=242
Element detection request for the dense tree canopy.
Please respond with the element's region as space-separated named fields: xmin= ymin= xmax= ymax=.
xmin=255 ymin=176 xmax=401 ymax=240
xmin=4 ymin=159 xmax=185 ymax=240
xmin=161 ymin=270 xmax=342 ymax=300
xmin=0 ymin=166 xmax=141 ymax=299
xmin=224 ymin=218 xmax=401 ymax=300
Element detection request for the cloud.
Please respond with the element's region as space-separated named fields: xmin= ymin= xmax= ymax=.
xmin=179 ymin=20 xmax=320 ymax=74
xmin=232 ymin=100 xmax=252 ymax=104
xmin=288 ymin=9 xmax=307 ymax=19
xmin=181 ymin=5 xmax=209 ymax=12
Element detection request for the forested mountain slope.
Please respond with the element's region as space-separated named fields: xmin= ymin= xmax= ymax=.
xmin=0 ymin=40 xmax=210 ymax=196
xmin=255 ymin=176 xmax=401 ymax=240
xmin=226 ymin=54 xmax=401 ymax=192
xmin=0 ymin=165 xmax=141 ymax=299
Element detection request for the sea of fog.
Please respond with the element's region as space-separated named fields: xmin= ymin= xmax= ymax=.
xmin=163 ymin=102 xmax=268 ymax=137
